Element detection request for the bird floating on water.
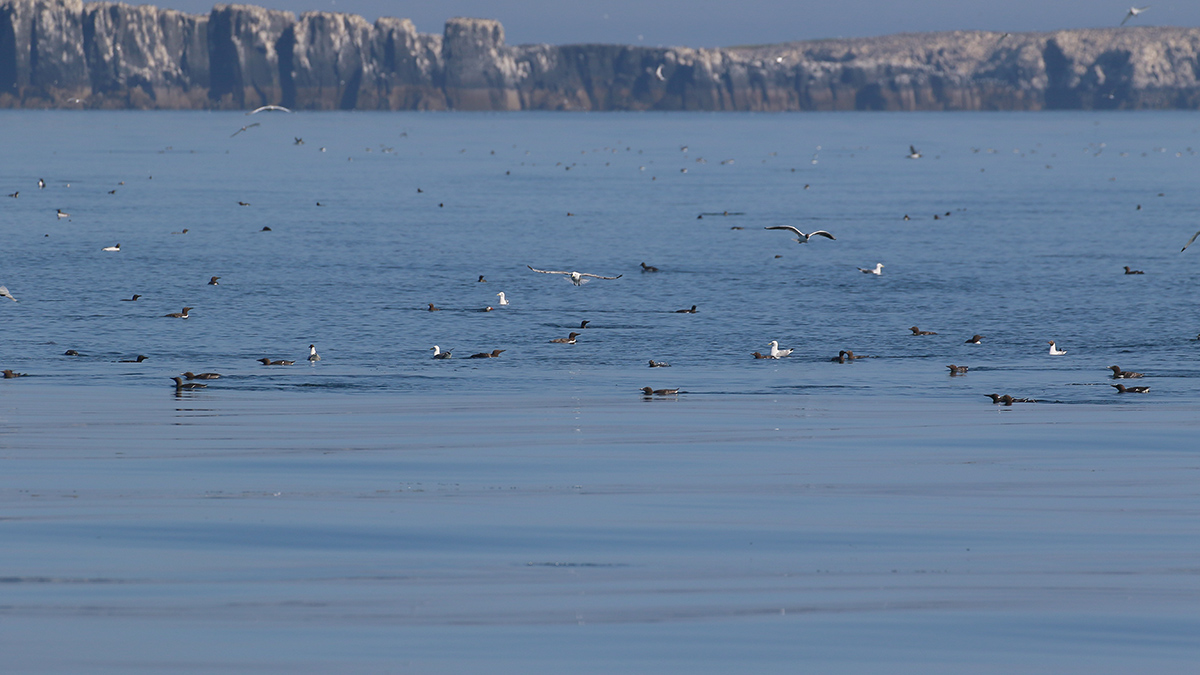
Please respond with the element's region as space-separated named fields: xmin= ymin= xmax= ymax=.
xmin=649 ymin=360 xmax=671 ymax=367
xmin=640 ymin=262 xmax=659 ymax=272
xmin=121 ymin=294 xmax=141 ymax=301
xmin=0 ymin=285 xmax=15 ymax=302
xmin=477 ymin=275 xmax=487 ymax=282
xmin=947 ymin=364 xmax=969 ymax=374
xmin=965 ymin=334 xmax=984 ymax=344
xmin=1123 ymin=266 xmax=1144 ymax=275
xmin=527 ymin=265 xmax=622 ymax=285
xmin=182 ymin=371 xmax=221 ymax=380
xmin=171 ymin=376 xmax=206 ymax=390
xmin=768 ymin=340 xmax=793 ymax=358
xmin=469 ymin=350 xmax=505 ymax=359
xmin=675 ymin=305 xmax=697 ymax=314
xmin=751 ymin=352 xmax=770 ymax=359
xmin=427 ymin=303 xmax=440 ymax=311
xmin=1112 ymin=383 xmax=1150 ymax=393
xmin=1109 ymin=365 xmax=1144 ymax=379
xmin=641 ymin=387 xmax=679 ymax=396
xmin=579 ymin=320 xmax=590 ymax=329
xmin=496 ymin=292 xmax=509 ymax=305
xmin=102 ymin=243 xmax=120 ymax=252
xmin=64 ymin=350 xmax=79 ymax=356
xmin=56 ymin=209 xmax=70 ymax=219
xmin=4 ymin=369 xmax=26 ymax=378
xmin=259 ymin=357 xmax=294 ymax=365
xmin=764 ymin=225 xmax=835 ymax=243
xmin=1120 ymin=6 xmax=1149 ymax=26
xmin=910 ymin=326 xmax=937 ymax=335
xmin=1047 ymin=340 xmax=1067 ymax=355
xmin=164 ymin=307 xmax=192 ymax=319
xmin=308 ymin=344 xmax=320 ymax=362
xmin=858 ymin=263 xmax=884 ymax=275
xmin=431 ymin=346 xmax=452 ymax=359
xmin=986 ymin=394 xmax=1035 ymax=405
xmin=118 ymin=355 xmax=148 ymax=363
xmin=208 ymin=276 xmax=220 ymax=285
xmin=550 ymin=332 xmax=580 ymax=344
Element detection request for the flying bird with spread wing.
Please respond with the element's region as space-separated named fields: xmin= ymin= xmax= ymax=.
xmin=527 ymin=265 xmax=622 ymax=286
xmin=1120 ymin=6 xmax=1149 ymax=26
xmin=764 ymin=225 xmax=836 ymax=244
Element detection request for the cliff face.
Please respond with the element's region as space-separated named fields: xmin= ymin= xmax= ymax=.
xmin=3 ymin=0 xmax=1200 ymax=111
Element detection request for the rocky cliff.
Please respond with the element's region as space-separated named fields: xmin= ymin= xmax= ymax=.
xmin=2 ymin=0 xmax=1200 ymax=110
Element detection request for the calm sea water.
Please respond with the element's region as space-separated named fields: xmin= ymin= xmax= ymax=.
xmin=1 ymin=111 xmax=1198 ymax=672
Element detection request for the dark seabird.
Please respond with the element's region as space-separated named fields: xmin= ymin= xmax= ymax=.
xmin=259 ymin=357 xmax=294 ymax=365
xmin=648 ymin=360 xmax=671 ymax=367
xmin=764 ymin=225 xmax=836 ymax=244
xmin=64 ymin=349 xmax=79 ymax=356
xmin=907 ymin=145 xmax=922 ymax=159
xmin=579 ymin=320 xmax=591 ymax=329
xmin=832 ymin=350 xmax=849 ymax=363
xmin=1112 ymin=383 xmax=1150 ymax=393
xmin=294 ymin=137 xmax=304 ymax=145
xmin=675 ymin=305 xmax=697 ymax=313
xmin=38 ymin=178 xmax=45 ymax=189
xmin=986 ymin=394 xmax=1035 ymax=405
xmin=118 ymin=355 xmax=148 ymax=363
xmin=468 ymin=350 xmax=506 ymax=359
xmin=0 ymin=285 xmax=15 ymax=302
xmin=751 ymin=352 xmax=770 ymax=359
xmin=171 ymin=376 xmax=206 ymax=389
xmin=477 ymin=275 xmax=487 ymax=282
xmin=431 ymin=346 xmax=452 ymax=359
xmin=261 ymin=226 xmax=272 ymax=231
xmin=121 ymin=294 xmax=141 ymax=301
xmin=6 ymin=191 xmax=16 ymax=198
xmin=947 ymin=364 xmax=969 ymax=374
xmin=427 ymin=303 xmax=440 ymax=311
xmin=641 ymin=262 xmax=659 ymax=272
xmin=1123 ymin=266 xmax=1144 ymax=274
xmin=910 ymin=326 xmax=937 ymax=335
xmin=3 ymin=369 xmax=26 ymax=378
xmin=641 ymin=387 xmax=680 ymax=396
xmin=164 ymin=307 xmax=192 ymax=319
xmin=171 ymin=229 xmax=188 ymax=234
xmin=308 ymin=344 xmax=320 ymax=362
xmin=965 ymin=335 xmax=984 ymax=344
xmin=238 ymin=201 xmax=251 ymax=206
xmin=550 ymin=332 xmax=581 ymax=344
xmin=479 ymin=306 xmax=494 ymax=312
xmin=527 ymin=266 xmax=622 ymax=285
xmin=1108 ymin=365 xmax=1144 ymax=379
xmin=108 ymin=189 xmax=117 ymax=194
xmin=182 ymin=371 xmax=221 ymax=380
xmin=208 ymin=276 xmax=220 ymax=286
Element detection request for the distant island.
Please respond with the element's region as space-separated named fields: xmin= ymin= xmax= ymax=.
xmin=2 ymin=0 xmax=1199 ymax=111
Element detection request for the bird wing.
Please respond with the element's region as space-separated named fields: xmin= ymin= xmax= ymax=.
xmin=1120 ymin=12 xmax=1132 ymax=25
xmin=809 ymin=230 xmax=836 ymax=240
xmin=527 ymin=266 xmax=570 ymax=275
xmin=578 ymin=273 xmax=622 ymax=280
xmin=765 ymin=225 xmax=805 ymax=236
xmin=1182 ymin=229 xmax=1200 ymax=252
xmin=248 ymin=105 xmax=293 ymax=115
xmin=0 ymin=285 xmax=13 ymax=300
xmin=910 ymin=145 xmax=918 ymax=154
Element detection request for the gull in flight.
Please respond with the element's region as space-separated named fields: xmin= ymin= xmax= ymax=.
xmin=0 ymin=285 xmax=15 ymax=301
xmin=764 ymin=225 xmax=835 ymax=243
xmin=1120 ymin=6 xmax=1149 ymax=26
xmin=231 ymin=122 xmax=260 ymax=137
xmin=1181 ymin=229 xmax=1200 ymax=251
xmin=907 ymin=145 xmax=922 ymax=159
xmin=247 ymin=105 xmax=293 ymax=114
xmin=527 ymin=265 xmax=622 ymax=286
xmin=655 ymin=65 xmax=666 ymax=81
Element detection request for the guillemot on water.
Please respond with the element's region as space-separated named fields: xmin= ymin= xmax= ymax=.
xmin=182 ymin=371 xmax=221 ymax=380
xmin=208 ymin=276 xmax=220 ymax=285
xmin=1108 ymin=366 xmax=1144 ymax=378
xmin=649 ymin=360 xmax=671 ymax=367
xmin=550 ymin=332 xmax=581 ymax=344
xmin=468 ymin=350 xmax=505 ymax=358
xmin=641 ymin=387 xmax=680 ymax=396
xmin=947 ymin=364 xmax=969 ymax=374
xmin=118 ymin=355 xmax=148 ymax=363
xmin=171 ymin=376 xmax=206 ymax=389
xmin=3 ymin=369 xmax=26 ymax=378
xmin=910 ymin=326 xmax=937 ymax=335
xmin=675 ymin=305 xmax=697 ymax=313
xmin=164 ymin=307 xmax=192 ymax=319
xmin=965 ymin=335 xmax=984 ymax=344
xmin=259 ymin=357 xmax=294 ymax=365
xmin=1112 ymin=384 xmax=1150 ymax=393
xmin=120 ymin=294 xmax=141 ymax=301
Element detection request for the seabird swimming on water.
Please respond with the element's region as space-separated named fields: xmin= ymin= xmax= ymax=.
xmin=182 ymin=371 xmax=221 ymax=380
xmin=947 ymin=364 xmax=969 ymax=374
xmin=208 ymin=276 xmax=220 ymax=285
xmin=172 ymin=376 xmax=206 ymax=390
xmin=649 ymin=360 xmax=671 ymax=367
xmin=1120 ymin=6 xmax=1149 ymax=25
xmin=431 ymin=345 xmax=452 ymax=359
xmin=496 ymin=292 xmax=509 ymax=306
xmin=102 ymin=243 xmax=120 ymax=252
xmin=6 ymin=191 xmax=16 ymax=198
xmin=3 ymin=369 xmax=26 ymax=378
xmin=527 ymin=265 xmax=622 ymax=286
xmin=308 ymin=344 xmax=320 ymax=362
xmin=468 ymin=349 xmax=506 ymax=358
xmin=1047 ymin=340 xmax=1067 ymax=355
xmin=858 ymin=263 xmax=884 ymax=275
xmin=751 ymin=351 xmax=771 ymax=359
xmin=64 ymin=349 xmax=79 ymax=356
xmin=164 ymin=307 xmax=192 ymax=319
xmin=238 ymin=201 xmax=251 ymax=206
xmin=640 ymin=262 xmax=659 ymax=272
xmin=768 ymin=340 xmax=793 ymax=358
xmin=832 ymin=350 xmax=850 ymax=363
xmin=171 ymin=229 xmax=188 ymax=234
xmin=427 ymin=303 xmax=440 ymax=311
xmin=674 ymin=305 xmax=697 ymax=314
xmin=0 ymin=285 xmax=15 ymax=302
xmin=261 ymin=226 xmax=271 ymax=231
xmin=56 ymin=209 xmax=70 ymax=219
xmin=248 ymin=105 xmax=292 ymax=114
xmin=38 ymin=179 xmax=45 ymax=189
xmin=478 ymin=275 xmax=487 ymax=282
xmin=579 ymin=320 xmax=590 ymax=329
xmin=910 ymin=326 xmax=937 ymax=335
xmin=1112 ymin=383 xmax=1150 ymax=393
xmin=118 ymin=355 xmax=148 ymax=363
xmin=1123 ymin=266 xmax=1144 ymax=275
xmin=259 ymin=357 xmax=294 ymax=365
xmin=965 ymin=334 xmax=984 ymax=344
xmin=479 ymin=306 xmax=494 ymax=312
xmin=764 ymin=226 xmax=836 ymax=244
xmin=1108 ymin=365 xmax=1144 ymax=379
xmin=121 ymin=294 xmax=141 ymax=301
xmin=986 ymin=393 xmax=1035 ymax=405
xmin=641 ymin=387 xmax=679 ymax=396
xmin=907 ymin=145 xmax=922 ymax=159
xmin=550 ymin=332 xmax=581 ymax=344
